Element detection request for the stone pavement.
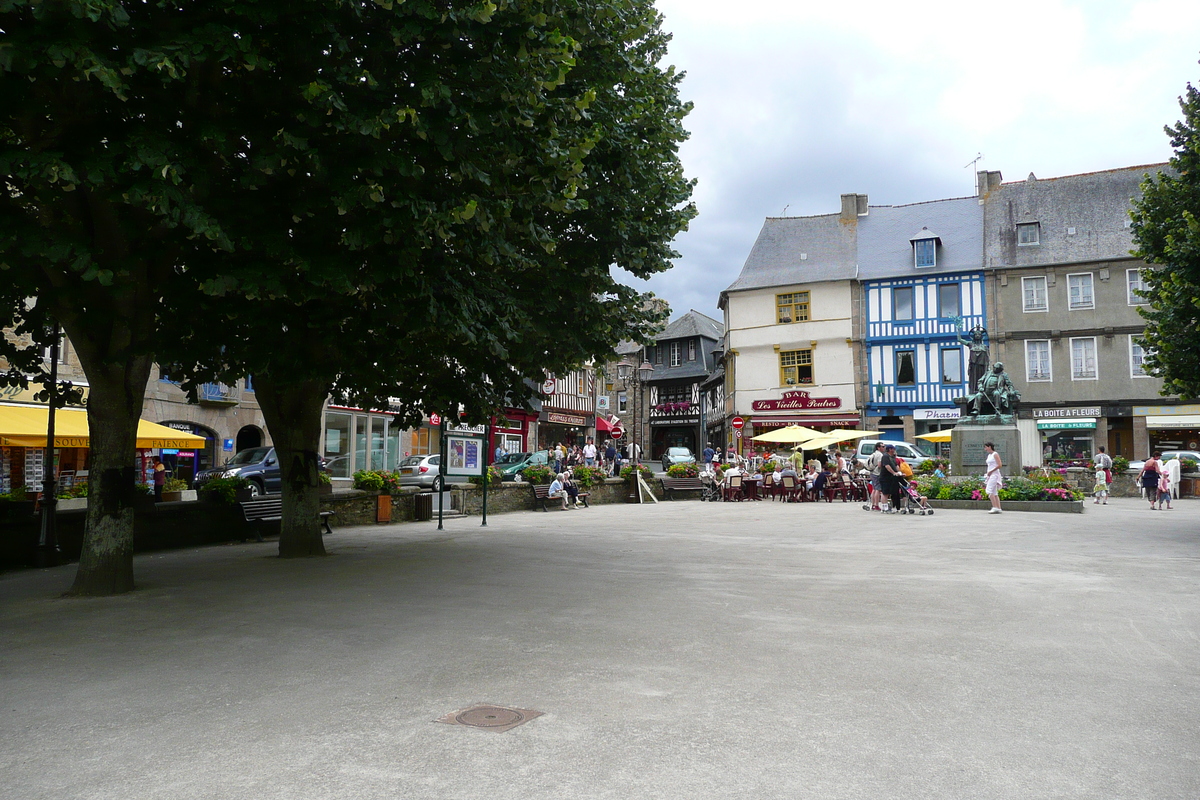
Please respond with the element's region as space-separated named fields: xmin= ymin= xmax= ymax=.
xmin=1 ymin=497 xmax=1198 ymax=800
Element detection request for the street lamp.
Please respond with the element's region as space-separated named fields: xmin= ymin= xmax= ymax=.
xmin=616 ymin=356 xmax=654 ymax=464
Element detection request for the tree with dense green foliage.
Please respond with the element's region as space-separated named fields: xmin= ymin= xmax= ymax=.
xmin=1130 ymin=75 xmax=1200 ymax=398
xmin=1 ymin=0 xmax=693 ymax=589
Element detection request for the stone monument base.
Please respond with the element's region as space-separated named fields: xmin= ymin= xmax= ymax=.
xmin=951 ymin=423 xmax=1021 ymax=477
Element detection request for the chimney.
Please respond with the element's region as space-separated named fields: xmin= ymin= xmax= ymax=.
xmin=977 ymin=170 xmax=1002 ymax=197
xmin=840 ymin=193 xmax=868 ymax=221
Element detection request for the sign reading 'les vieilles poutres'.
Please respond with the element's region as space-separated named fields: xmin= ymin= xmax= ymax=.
xmin=751 ymin=390 xmax=841 ymax=412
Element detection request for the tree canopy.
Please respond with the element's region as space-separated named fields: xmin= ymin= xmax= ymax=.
xmin=1 ymin=0 xmax=694 ymax=585
xmin=1130 ymin=75 xmax=1200 ymax=398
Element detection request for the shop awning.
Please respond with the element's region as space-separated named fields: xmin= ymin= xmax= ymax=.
xmin=1146 ymin=415 xmax=1200 ymax=429
xmin=0 ymin=405 xmax=208 ymax=449
xmin=1036 ymin=418 xmax=1096 ymax=430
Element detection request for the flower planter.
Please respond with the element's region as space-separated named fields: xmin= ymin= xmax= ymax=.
xmin=927 ymin=499 xmax=1084 ymax=514
xmin=57 ymin=497 xmax=88 ymax=511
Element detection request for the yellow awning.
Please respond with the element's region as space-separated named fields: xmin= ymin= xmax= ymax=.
xmin=916 ymin=431 xmax=953 ymax=443
xmin=0 ymin=405 xmax=208 ymax=449
xmin=750 ymin=425 xmax=824 ymax=443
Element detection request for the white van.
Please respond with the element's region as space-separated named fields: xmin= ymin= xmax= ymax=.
xmin=852 ymin=439 xmax=933 ymax=468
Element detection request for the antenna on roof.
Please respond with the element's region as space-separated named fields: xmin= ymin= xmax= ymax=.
xmin=781 ymin=204 xmax=789 ymax=216
xmin=964 ymin=153 xmax=984 ymax=194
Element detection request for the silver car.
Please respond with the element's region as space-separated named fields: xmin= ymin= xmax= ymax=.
xmin=661 ymin=447 xmax=696 ymax=472
xmin=398 ymin=454 xmax=442 ymax=488
xmin=1127 ymin=451 xmax=1200 ymax=473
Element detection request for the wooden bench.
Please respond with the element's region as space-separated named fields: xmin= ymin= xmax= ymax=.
xmin=661 ymin=477 xmax=705 ymax=500
xmin=530 ymin=484 xmax=589 ymax=511
xmin=238 ymin=496 xmax=335 ymax=541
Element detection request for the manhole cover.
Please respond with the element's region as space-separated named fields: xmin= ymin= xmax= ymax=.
xmin=436 ymin=704 xmax=543 ymax=733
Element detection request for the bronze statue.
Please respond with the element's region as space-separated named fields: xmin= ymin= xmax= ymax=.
xmin=968 ymin=361 xmax=1020 ymax=418
xmin=956 ymin=324 xmax=990 ymax=393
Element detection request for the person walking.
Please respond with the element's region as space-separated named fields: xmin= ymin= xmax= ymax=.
xmin=984 ymin=442 xmax=1003 ymax=514
xmin=583 ymin=437 xmax=597 ymax=467
xmin=879 ymin=444 xmax=904 ymax=513
xmin=702 ymin=443 xmax=715 ymax=472
xmin=863 ymin=442 xmax=885 ymax=512
xmin=1138 ymin=451 xmax=1163 ymax=510
xmin=604 ymin=441 xmax=617 ymax=476
xmin=1093 ymin=466 xmax=1109 ymax=505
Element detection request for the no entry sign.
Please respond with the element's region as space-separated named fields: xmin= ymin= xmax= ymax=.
xmin=731 ymin=416 xmax=745 ymax=430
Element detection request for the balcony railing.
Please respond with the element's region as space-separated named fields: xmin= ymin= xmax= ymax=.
xmin=197 ymin=382 xmax=240 ymax=407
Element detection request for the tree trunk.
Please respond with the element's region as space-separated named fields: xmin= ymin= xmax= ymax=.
xmin=254 ymin=375 xmax=328 ymax=558
xmin=69 ymin=355 xmax=154 ymax=596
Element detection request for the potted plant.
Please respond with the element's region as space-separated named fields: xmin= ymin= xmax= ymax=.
xmin=199 ymin=475 xmax=252 ymax=505
xmin=469 ymin=465 xmax=503 ymax=488
xmin=318 ymin=471 xmax=333 ymax=495
xmin=161 ymin=477 xmax=190 ymax=502
xmin=521 ymin=464 xmax=555 ymax=486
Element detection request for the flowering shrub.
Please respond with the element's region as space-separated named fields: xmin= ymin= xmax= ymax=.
xmin=352 ymin=470 xmax=401 ymax=493
xmin=469 ymin=466 xmax=503 ymax=488
xmin=570 ymin=465 xmax=606 ymax=487
xmin=620 ymin=463 xmax=655 ymax=483
xmin=522 ymin=464 xmax=555 ymax=485
xmin=667 ymin=463 xmax=699 ymax=478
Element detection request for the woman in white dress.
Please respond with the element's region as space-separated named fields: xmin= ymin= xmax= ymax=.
xmin=984 ymin=442 xmax=1003 ymax=514
xmin=1166 ymin=455 xmax=1183 ymax=500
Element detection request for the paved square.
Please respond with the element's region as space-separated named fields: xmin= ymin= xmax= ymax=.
xmin=2 ymin=498 xmax=1197 ymax=799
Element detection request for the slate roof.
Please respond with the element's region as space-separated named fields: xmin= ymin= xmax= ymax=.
xmin=655 ymin=309 xmax=724 ymax=343
xmin=856 ymin=196 xmax=983 ymax=279
xmin=983 ymin=163 xmax=1169 ymax=268
xmin=722 ymin=213 xmax=858 ymax=295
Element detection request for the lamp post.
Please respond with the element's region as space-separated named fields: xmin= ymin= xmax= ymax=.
xmin=616 ymin=356 xmax=654 ymax=465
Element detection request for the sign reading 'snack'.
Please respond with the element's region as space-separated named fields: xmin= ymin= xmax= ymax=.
xmin=751 ymin=390 xmax=841 ymax=412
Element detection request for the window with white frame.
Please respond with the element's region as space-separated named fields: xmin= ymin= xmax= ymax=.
xmin=618 ymin=393 xmax=628 ymax=413
xmin=895 ymin=350 xmax=916 ymax=386
xmin=1022 ymin=276 xmax=1048 ymax=312
xmin=940 ymin=347 xmax=962 ymax=384
xmin=1067 ymin=273 xmax=1094 ymax=310
xmin=913 ymin=239 xmax=936 ymax=268
xmin=893 ymin=286 xmax=915 ymax=321
xmin=688 ymin=339 xmax=696 ymax=361
xmin=1127 ymin=268 xmax=1148 ymax=305
xmin=1070 ymin=337 xmax=1097 ymax=380
xmin=1017 ymin=222 xmax=1040 ymax=245
xmin=669 ymin=341 xmax=681 ymax=367
xmin=1130 ymin=337 xmax=1150 ymax=378
xmin=938 ymin=283 xmax=960 ymax=318
xmin=1025 ymin=340 xmax=1051 ymax=381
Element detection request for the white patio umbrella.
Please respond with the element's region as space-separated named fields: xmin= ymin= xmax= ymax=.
xmin=749 ymin=425 xmax=824 ymax=444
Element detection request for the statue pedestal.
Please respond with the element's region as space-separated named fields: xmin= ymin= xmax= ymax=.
xmin=951 ymin=422 xmax=1021 ymax=477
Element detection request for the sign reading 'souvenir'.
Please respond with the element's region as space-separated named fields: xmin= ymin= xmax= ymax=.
xmin=752 ymin=390 xmax=841 ymax=412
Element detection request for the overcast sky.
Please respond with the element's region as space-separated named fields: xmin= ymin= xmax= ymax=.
xmin=615 ymin=0 xmax=1200 ymax=324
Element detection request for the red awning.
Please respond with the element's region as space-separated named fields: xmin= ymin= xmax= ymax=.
xmin=596 ymin=416 xmax=613 ymax=432
xmin=751 ymin=415 xmax=860 ymax=427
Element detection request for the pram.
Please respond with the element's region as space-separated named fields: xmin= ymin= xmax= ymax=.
xmin=896 ymin=476 xmax=934 ymax=515
xmin=699 ymin=469 xmax=722 ymax=502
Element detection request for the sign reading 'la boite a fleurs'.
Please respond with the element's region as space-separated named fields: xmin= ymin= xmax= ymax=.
xmin=751 ymin=390 xmax=841 ymax=412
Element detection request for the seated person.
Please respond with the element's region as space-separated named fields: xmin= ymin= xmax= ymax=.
xmin=779 ymin=463 xmax=798 ymax=481
xmin=723 ymin=463 xmax=743 ymax=484
xmin=549 ymin=473 xmax=570 ymax=510
xmin=771 ymin=464 xmax=783 ymax=483
xmin=812 ymin=466 xmax=831 ymax=496
xmin=563 ymin=470 xmax=581 ymax=507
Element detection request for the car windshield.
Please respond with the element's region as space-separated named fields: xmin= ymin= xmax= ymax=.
xmin=227 ymin=447 xmax=271 ymax=466
xmin=496 ymin=453 xmax=529 ymax=465
xmin=667 ymin=448 xmax=690 ymax=457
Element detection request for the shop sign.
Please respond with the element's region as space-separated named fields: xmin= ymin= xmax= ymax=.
xmin=541 ymin=378 xmax=557 ymax=395
xmin=0 ymin=381 xmax=89 ymax=406
xmin=596 ymin=396 xmax=610 ymax=411
xmin=448 ymin=423 xmax=487 ymax=435
xmin=177 ymin=451 xmax=196 ymax=457
xmin=223 ymin=439 xmax=234 ymax=451
xmin=751 ymin=390 xmax=841 ymax=412
xmin=1133 ymin=403 xmax=1200 ymax=417
xmin=1036 ymin=420 xmax=1096 ymax=430
xmin=913 ymin=408 xmax=960 ymax=421
xmin=1032 ymin=407 xmax=1101 ymax=418
xmin=168 ymin=422 xmax=195 ymax=432
xmin=649 ymin=417 xmax=699 ymax=426
xmin=429 ymin=413 xmax=442 ymax=426
xmin=546 ymin=412 xmax=586 ymax=426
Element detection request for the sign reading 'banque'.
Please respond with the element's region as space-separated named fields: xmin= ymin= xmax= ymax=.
xmin=751 ymin=390 xmax=841 ymax=412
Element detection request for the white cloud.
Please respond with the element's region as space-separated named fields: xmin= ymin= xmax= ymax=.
xmin=618 ymin=0 xmax=1198 ymax=319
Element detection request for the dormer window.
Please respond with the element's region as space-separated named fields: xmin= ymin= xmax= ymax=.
xmin=909 ymin=227 xmax=941 ymax=268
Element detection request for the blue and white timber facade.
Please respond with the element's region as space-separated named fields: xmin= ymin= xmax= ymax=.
xmin=857 ymin=196 xmax=985 ymax=436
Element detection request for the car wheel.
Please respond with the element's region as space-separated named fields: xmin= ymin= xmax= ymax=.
xmin=248 ymin=480 xmax=264 ymax=497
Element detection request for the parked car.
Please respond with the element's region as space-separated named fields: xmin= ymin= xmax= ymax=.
xmin=661 ymin=447 xmax=696 ymax=472
xmin=1127 ymin=451 xmax=1200 ymax=473
xmin=496 ymin=450 xmax=550 ymax=481
xmin=194 ymin=446 xmax=280 ymax=496
xmin=852 ymin=439 xmax=933 ymax=468
xmin=398 ymin=454 xmax=442 ymax=488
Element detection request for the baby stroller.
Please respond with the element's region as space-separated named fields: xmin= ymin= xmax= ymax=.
xmin=699 ymin=469 xmax=721 ymax=502
xmin=896 ymin=476 xmax=934 ymax=515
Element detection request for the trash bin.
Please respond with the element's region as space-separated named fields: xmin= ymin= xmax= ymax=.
xmin=414 ymin=492 xmax=433 ymax=521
